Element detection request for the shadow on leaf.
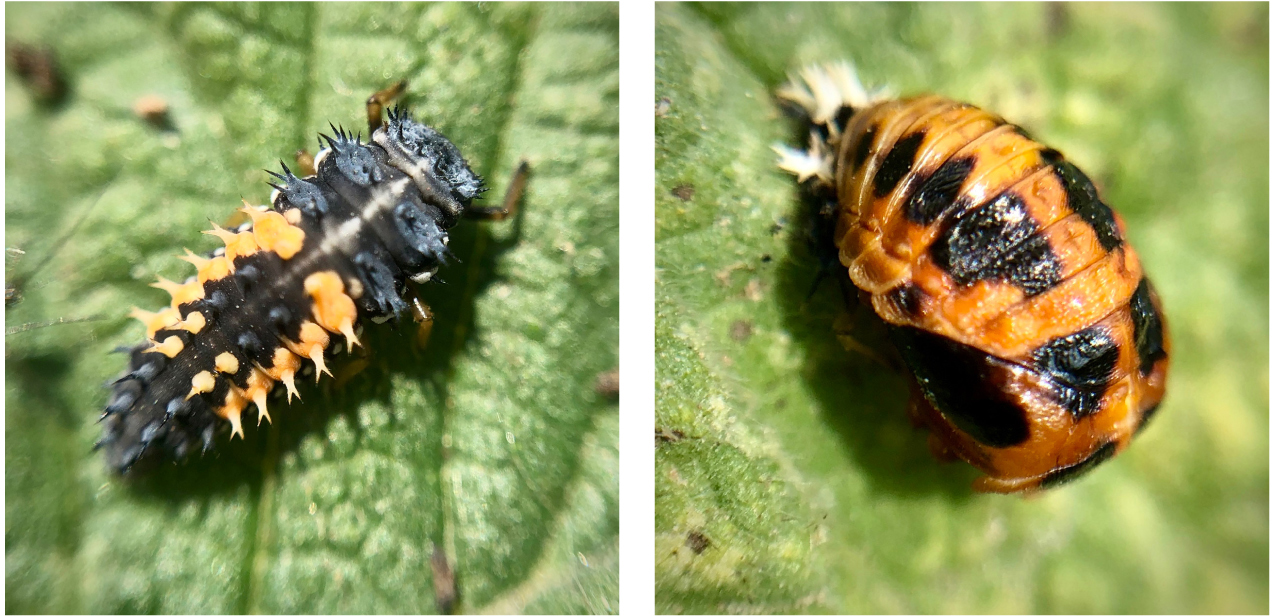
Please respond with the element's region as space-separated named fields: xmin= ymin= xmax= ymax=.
xmin=771 ymin=110 xmax=978 ymax=500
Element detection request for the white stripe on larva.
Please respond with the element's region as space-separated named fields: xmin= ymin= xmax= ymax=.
xmin=325 ymin=176 xmax=414 ymax=254
xmin=256 ymin=175 xmax=416 ymax=300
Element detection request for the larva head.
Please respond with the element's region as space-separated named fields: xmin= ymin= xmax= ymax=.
xmin=374 ymin=108 xmax=485 ymax=218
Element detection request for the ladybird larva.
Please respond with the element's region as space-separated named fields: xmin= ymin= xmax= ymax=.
xmin=98 ymin=85 xmax=525 ymax=473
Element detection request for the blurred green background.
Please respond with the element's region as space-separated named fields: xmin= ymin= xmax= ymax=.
xmin=656 ymin=2 xmax=1267 ymax=613
xmin=6 ymin=3 xmax=617 ymax=613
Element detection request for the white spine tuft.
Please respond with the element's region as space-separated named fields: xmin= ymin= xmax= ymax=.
xmin=773 ymin=60 xmax=892 ymax=186
xmin=772 ymin=134 xmax=834 ymax=184
xmin=776 ymin=61 xmax=886 ymax=124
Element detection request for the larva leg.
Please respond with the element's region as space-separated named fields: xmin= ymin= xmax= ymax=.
xmin=831 ymin=290 xmax=905 ymax=372
xmin=294 ymin=149 xmax=316 ymax=178
xmin=408 ymin=291 xmax=435 ymax=350
xmin=367 ymin=79 xmax=407 ymax=133
xmin=833 ymin=312 xmax=894 ymax=369
xmin=465 ymin=160 xmax=530 ymax=222
xmin=291 ymin=79 xmax=408 ymax=177
xmin=331 ymin=350 xmax=372 ymax=391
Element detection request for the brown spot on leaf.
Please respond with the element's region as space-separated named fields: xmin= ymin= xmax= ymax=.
xmin=1046 ymin=2 xmax=1070 ymax=38
xmin=6 ymin=43 xmax=66 ymax=103
xmin=431 ymin=545 xmax=457 ymax=614
xmin=655 ymin=97 xmax=672 ymax=117
xmin=594 ymin=368 xmax=619 ymax=398
xmin=133 ymin=94 xmax=174 ymax=130
xmin=714 ymin=261 xmax=750 ymax=286
xmin=686 ymin=530 xmax=710 ymax=554
xmin=656 ymin=426 xmax=685 ymax=445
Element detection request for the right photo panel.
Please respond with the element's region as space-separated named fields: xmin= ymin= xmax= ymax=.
xmin=654 ymin=3 xmax=1269 ymax=613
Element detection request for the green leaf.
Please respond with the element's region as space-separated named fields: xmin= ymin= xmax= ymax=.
xmin=656 ymin=3 xmax=1267 ymax=613
xmin=6 ymin=3 xmax=617 ymax=613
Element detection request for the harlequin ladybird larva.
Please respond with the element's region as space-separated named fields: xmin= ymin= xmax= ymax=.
xmin=98 ymin=81 xmax=528 ymax=473
xmin=774 ymin=63 xmax=1170 ymax=493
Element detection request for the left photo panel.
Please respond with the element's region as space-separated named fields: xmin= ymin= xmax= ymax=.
xmin=5 ymin=3 xmax=618 ymax=613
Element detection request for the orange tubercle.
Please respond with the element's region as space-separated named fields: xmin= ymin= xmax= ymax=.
xmin=204 ymin=222 xmax=260 ymax=262
xmin=289 ymin=321 xmax=334 ymax=382
xmin=304 ymin=271 xmax=360 ymax=348
xmin=218 ymin=385 xmax=249 ymax=440
xmin=243 ymin=204 xmax=305 ymax=259
xmin=199 ymin=255 xmax=233 ymax=282
xmin=186 ymin=370 xmax=216 ymax=400
xmin=178 ymin=249 xmax=209 ymax=270
xmin=265 ymin=347 xmax=302 ymax=402
xmin=214 ymin=351 xmax=240 ymax=374
xmin=130 ymin=306 xmax=180 ymax=340
xmin=151 ymin=276 xmax=204 ymax=308
xmin=175 ymin=311 xmax=206 ymax=335
xmin=145 ymin=335 xmax=185 ymax=358
xmin=245 ymin=367 xmax=273 ymax=425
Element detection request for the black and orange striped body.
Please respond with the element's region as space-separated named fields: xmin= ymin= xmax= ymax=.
xmin=777 ymin=68 xmax=1169 ymax=493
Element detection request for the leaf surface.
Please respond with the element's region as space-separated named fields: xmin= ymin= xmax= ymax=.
xmin=5 ymin=3 xmax=618 ymax=613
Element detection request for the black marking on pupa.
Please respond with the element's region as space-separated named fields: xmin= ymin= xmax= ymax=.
xmin=1030 ymin=326 xmax=1120 ymax=420
xmin=888 ymin=325 xmax=1031 ymax=449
